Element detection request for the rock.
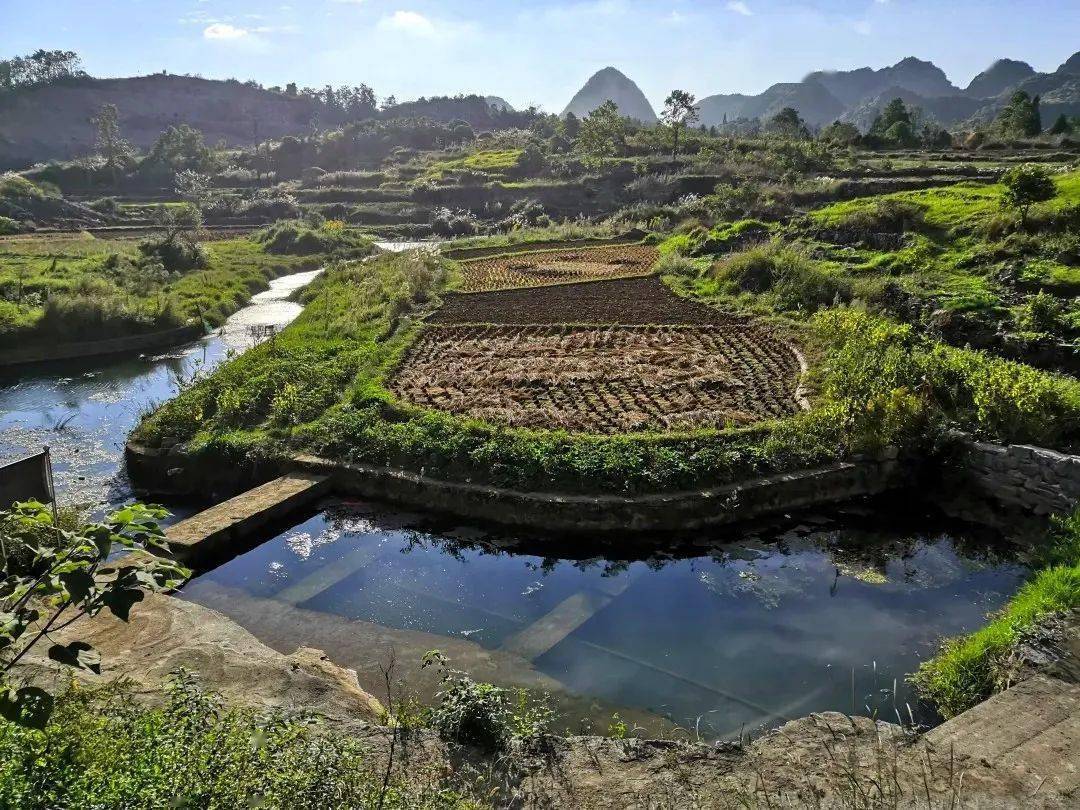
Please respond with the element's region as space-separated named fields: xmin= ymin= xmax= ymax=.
xmin=14 ymin=593 xmax=384 ymax=727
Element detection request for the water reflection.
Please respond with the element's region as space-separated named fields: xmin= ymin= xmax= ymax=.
xmin=181 ymin=498 xmax=1026 ymax=739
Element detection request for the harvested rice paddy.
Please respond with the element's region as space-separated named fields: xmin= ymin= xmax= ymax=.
xmin=391 ymin=324 xmax=803 ymax=433
xmin=457 ymin=244 xmax=658 ymax=292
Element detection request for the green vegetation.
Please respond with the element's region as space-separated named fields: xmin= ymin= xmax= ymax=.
xmin=0 ymin=233 xmax=343 ymax=347
xmin=912 ymin=508 xmax=1080 ymax=718
xmin=424 ymin=149 xmax=526 ymax=181
xmin=134 ymin=239 xmax=1080 ymax=496
xmin=0 ymin=501 xmax=187 ymax=729
xmin=0 ymin=674 xmax=482 ymax=809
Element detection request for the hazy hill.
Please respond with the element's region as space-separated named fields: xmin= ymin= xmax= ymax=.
xmin=807 ymin=57 xmax=959 ymax=105
xmin=0 ymin=74 xmax=317 ymax=169
xmin=698 ymin=80 xmax=844 ymax=128
xmin=691 ymin=51 xmax=1080 ymax=133
xmin=561 ymin=67 xmax=658 ymax=123
xmin=964 ymin=59 xmax=1037 ymax=98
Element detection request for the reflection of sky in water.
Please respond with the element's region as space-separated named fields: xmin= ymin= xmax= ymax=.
xmin=184 ymin=501 xmax=1027 ymax=739
xmin=0 ymin=269 xmax=321 ymax=517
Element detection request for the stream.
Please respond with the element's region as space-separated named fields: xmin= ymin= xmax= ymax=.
xmin=0 ymin=267 xmax=324 ymax=518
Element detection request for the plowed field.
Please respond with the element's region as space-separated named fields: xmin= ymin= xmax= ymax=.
xmin=458 ymin=245 xmax=658 ymax=292
xmin=431 ymin=276 xmax=733 ymax=326
xmin=390 ymin=324 xmax=802 ymax=434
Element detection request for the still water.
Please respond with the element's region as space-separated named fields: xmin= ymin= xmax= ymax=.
xmin=180 ymin=498 xmax=1027 ymax=739
xmin=0 ymin=268 xmax=322 ymax=515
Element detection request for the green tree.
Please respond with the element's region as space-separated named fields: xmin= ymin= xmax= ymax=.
xmin=142 ymin=124 xmax=216 ymax=177
xmin=996 ymin=91 xmax=1042 ymax=138
xmin=90 ymin=103 xmax=133 ymax=184
xmin=576 ymin=100 xmax=626 ymax=167
xmin=818 ymin=120 xmax=861 ymax=145
xmin=661 ymin=90 xmax=699 ymax=159
xmin=768 ymin=107 xmax=810 ymax=140
xmin=1000 ymin=164 xmax=1057 ymax=226
xmin=869 ymin=98 xmax=916 ymax=145
xmin=561 ymin=111 xmax=581 ymax=140
xmin=1049 ymin=114 xmax=1073 ymax=135
xmin=0 ymin=501 xmax=187 ymax=729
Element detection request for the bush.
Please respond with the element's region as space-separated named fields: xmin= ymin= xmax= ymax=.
xmin=252 ymin=221 xmax=374 ymax=257
xmin=834 ymin=198 xmax=926 ymax=234
xmin=710 ymin=242 xmax=851 ymax=311
xmin=137 ymin=234 xmax=208 ymax=274
xmin=0 ymin=673 xmax=480 ymax=808
xmin=430 ymin=207 xmax=482 ymax=237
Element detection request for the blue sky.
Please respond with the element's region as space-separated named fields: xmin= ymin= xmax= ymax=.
xmin=4 ymin=1 xmax=1078 ymax=111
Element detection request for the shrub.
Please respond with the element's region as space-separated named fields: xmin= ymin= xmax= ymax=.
xmin=710 ymin=242 xmax=851 ymax=311
xmin=834 ymin=198 xmax=926 ymax=234
xmin=0 ymin=673 xmax=480 ymax=808
xmin=137 ymin=234 xmax=208 ymax=274
xmin=252 ymin=221 xmax=374 ymax=257
xmin=0 ymin=216 xmax=23 ymax=235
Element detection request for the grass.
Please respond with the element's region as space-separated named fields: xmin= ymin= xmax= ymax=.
xmin=0 ymin=672 xmax=483 ymax=809
xmin=0 ymin=233 xmax=334 ymax=346
xmin=424 ymin=149 xmax=526 ymax=181
xmin=912 ymin=508 xmax=1080 ymax=718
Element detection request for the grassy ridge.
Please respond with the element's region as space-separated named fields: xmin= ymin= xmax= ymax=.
xmin=912 ymin=510 xmax=1080 ymax=718
xmin=0 ymin=236 xmax=320 ymax=346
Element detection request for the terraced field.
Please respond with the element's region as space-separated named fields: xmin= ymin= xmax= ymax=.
xmin=391 ymin=243 xmax=805 ymax=434
xmin=391 ymin=324 xmax=802 ymax=433
xmin=457 ymin=244 xmax=658 ymax=292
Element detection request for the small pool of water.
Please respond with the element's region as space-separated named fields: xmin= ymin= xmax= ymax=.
xmin=180 ymin=498 xmax=1027 ymax=739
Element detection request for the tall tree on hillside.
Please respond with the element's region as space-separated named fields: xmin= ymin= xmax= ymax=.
xmin=661 ymin=90 xmax=699 ymax=160
xmin=768 ymin=107 xmax=810 ymax=140
xmin=996 ymin=91 xmax=1042 ymax=138
xmin=1049 ymin=114 xmax=1074 ymax=135
xmin=576 ymin=100 xmax=627 ymax=167
xmin=91 ymin=104 xmax=133 ymax=184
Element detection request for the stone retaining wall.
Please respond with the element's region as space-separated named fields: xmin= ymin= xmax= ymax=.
xmin=959 ymin=441 xmax=1080 ymax=517
xmin=0 ymin=324 xmax=203 ymax=367
xmin=294 ymin=453 xmax=905 ymax=534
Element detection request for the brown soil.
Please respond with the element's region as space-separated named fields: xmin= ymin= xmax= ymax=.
xmin=431 ymin=275 xmax=735 ymax=326
xmin=390 ymin=324 xmax=802 ymax=433
xmin=458 ymin=244 xmax=658 ymax=292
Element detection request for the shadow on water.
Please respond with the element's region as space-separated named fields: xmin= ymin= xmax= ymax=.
xmin=179 ymin=495 xmax=1029 ymax=740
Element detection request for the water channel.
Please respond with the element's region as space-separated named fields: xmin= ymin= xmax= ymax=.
xmin=0 ymin=253 xmax=1030 ymax=740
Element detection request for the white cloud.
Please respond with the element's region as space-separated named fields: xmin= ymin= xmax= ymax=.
xmin=203 ymin=23 xmax=248 ymax=40
xmin=725 ymin=1 xmax=752 ymax=15
xmin=378 ymin=10 xmax=437 ymax=37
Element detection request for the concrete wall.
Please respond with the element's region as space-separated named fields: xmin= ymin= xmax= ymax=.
xmin=295 ymin=453 xmax=905 ymax=534
xmin=0 ymin=324 xmax=203 ymax=367
xmin=958 ymin=441 xmax=1080 ymax=517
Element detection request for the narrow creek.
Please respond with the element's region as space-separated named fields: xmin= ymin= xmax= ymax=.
xmin=0 ymin=247 xmax=1031 ymax=741
xmin=0 ymin=267 xmax=323 ymax=518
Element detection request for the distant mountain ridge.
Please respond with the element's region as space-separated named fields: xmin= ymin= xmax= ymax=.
xmin=565 ymin=51 xmax=1080 ymax=132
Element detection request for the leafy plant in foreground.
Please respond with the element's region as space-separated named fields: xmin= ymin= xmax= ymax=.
xmin=0 ymin=501 xmax=188 ymax=728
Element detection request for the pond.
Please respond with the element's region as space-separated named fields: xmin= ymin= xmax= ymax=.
xmin=179 ymin=497 xmax=1027 ymax=740
xmin=0 ymin=267 xmax=322 ymax=517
